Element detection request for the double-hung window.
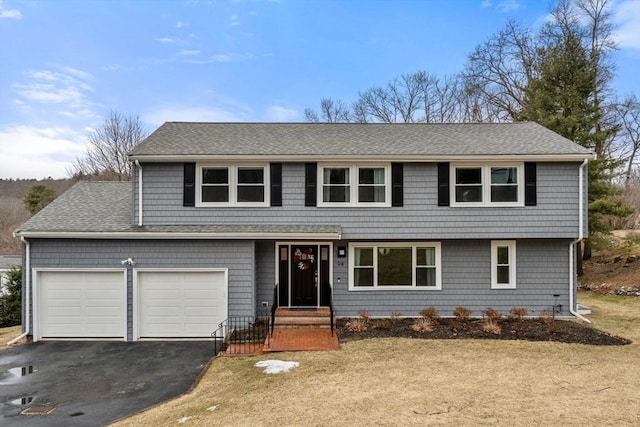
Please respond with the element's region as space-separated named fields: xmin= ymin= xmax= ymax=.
xmin=451 ymin=163 xmax=523 ymax=207
xmin=197 ymin=165 xmax=268 ymax=206
xmin=491 ymin=240 xmax=516 ymax=289
xmin=319 ymin=165 xmax=390 ymax=206
xmin=349 ymin=242 xmax=441 ymax=290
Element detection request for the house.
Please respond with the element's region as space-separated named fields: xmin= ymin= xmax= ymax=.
xmin=14 ymin=122 xmax=594 ymax=342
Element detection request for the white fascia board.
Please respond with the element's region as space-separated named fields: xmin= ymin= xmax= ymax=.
xmin=14 ymin=231 xmax=341 ymax=240
xmin=129 ymin=153 xmax=596 ymax=163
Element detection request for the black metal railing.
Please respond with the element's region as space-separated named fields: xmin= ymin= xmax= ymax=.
xmin=211 ymin=311 xmax=270 ymax=355
xmin=270 ymin=284 xmax=279 ymax=335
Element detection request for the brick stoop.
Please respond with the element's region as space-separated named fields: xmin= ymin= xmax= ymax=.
xmin=266 ymin=307 xmax=339 ymax=351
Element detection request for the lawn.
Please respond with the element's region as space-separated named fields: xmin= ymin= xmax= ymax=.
xmin=0 ymin=325 xmax=23 ymax=352
xmin=113 ymin=292 xmax=638 ymax=426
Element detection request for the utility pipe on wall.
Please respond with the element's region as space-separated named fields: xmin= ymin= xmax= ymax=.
xmin=135 ymin=160 xmax=143 ymax=227
xmin=569 ymin=159 xmax=590 ymax=323
xmin=8 ymin=237 xmax=30 ymax=345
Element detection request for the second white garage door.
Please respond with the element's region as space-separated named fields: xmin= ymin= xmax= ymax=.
xmin=136 ymin=270 xmax=227 ymax=339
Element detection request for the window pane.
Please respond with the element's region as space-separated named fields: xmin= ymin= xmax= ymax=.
xmin=238 ymin=168 xmax=264 ymax=184
xmin=354 ymin=247 xmax=373 ymax=266
xmin=237 ymin=185 xmax=264 ymax=202
xmin=497 ymin=266 xmax=510 ymax=284
xmin=354 ymin=268 xmax=374 ymax=287
xmin=324 ymin=168 xmax=349 ymax=184
xmin=358 ymin=186 xmax=385 ymax=203
xmin=491 ymin=185 xmax=518 ymax=202
xmin=378 ymin=247 xmax=411 ymax=286
xmin=202 ymin=186 xmax=228 ymax=203
xmin=455 ymin=186 xmax=482 ymax=202
xmin=359 ymin=168 xmax=385 ymax=184
xmin=323 ymin=186 xmax=349 ymax=202
xmin=456 ymin=168 xmax=481 ymax=184
xmin=497 ymin=246 xmax=509 ymax=265
xmin=491 ymin=167 xmax=517 ymax=184
xmin=417 ymin=247 xmax=435 ymax=266
xmin=416 ymin=267 xmax=436 ymax=287
xmin=202 ymin=168 xmax=228 ymax=184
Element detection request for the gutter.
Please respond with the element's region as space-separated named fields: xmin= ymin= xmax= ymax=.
xmin=569 ymin=159 xmax=590 ymax=323
xmin=135 ymin=160 xmax=143 ymax=227
xmin=8 ymin=237 xmax=30 ymax=345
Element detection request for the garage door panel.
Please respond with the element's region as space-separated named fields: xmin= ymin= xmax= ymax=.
xmin=138 ymin=271 xmax=227 ymax=338
xmin=39 ymin=271 xmax=125 ymax=339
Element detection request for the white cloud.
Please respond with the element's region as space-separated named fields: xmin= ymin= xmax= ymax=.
xmin=13 ymin=66 xmax=97 ymax=118
xmin=481 ymin=0 xmax=492 ymax=8
xmin=0 ymin=125 xmax=87 ymax=179
xmin=154 ymin=37 xmax=176 ymax=43
xmin=265 ymin=106 xmax=298 ymax=121
xmin=613 ymin=0 xmax=640 ymax=51
xmin=176 ymin=20 xmax=186 ymax=28
xmin=0 ymin=0 xmax=21 ymax=19
xmin=497 ymin=0 xmax=521 ymax=13
xmin=230 ymin=14 xmax=240 ymax=26
xmin=178 ymin=49 xmax=200 ymax=56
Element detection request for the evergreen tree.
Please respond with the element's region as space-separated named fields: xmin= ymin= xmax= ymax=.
xmin=0 ymin=267 xmax=21 ymax=327
xmin=23 ymin=184 xmax=55 ymax=215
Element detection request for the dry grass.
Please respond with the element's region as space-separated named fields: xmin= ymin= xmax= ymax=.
xmin=113 ymin=293 xmax=640 ymax=427
xmin=0 ymin=325 xmax=24 ymax=352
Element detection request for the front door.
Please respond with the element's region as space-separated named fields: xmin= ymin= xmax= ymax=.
xmin=290 ymin=245 xmax=318 ymax=306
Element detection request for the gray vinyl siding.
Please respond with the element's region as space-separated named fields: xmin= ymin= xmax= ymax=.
xmin=332 ymin=239 xmax=572 ymax=317
xmin=137 ymin=162 xmax=582 ymax=239
xmin=252 ymin=239 xmax=572 ymax=318
xmin=27 ymin=239 xmax=255 ymax=340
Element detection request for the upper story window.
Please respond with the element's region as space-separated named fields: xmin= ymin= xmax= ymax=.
xmin=197 ymin=164 xmax=268 ymax=206
xmin=451 ymin=163 xmax=524 ymax=207
xmin=319 ymin=164 xmax=390 ymax=207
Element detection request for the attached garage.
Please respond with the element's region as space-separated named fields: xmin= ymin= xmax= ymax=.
xmin=135 ymin=270 xmax=227 ymax=339
xmin=36 ymin=270 xmax=127 ymax=340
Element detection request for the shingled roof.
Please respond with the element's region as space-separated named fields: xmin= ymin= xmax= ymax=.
xmin=14 ymin=181 xmax=341 ymax=238
xmin=129 ymin=121 xmax=594 ymax=160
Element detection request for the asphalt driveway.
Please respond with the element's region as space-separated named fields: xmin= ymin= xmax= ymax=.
xmin=0 ymin=341 xmax=216 ymax=426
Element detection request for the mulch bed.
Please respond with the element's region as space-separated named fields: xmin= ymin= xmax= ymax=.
xmin=336 ymin=318 xmax=631 ymax=346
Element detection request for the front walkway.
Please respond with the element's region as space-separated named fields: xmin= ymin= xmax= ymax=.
xmin=268 ymin=329 xmax=340 ymax=352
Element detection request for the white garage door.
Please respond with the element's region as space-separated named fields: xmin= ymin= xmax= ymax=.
xmin=137 ymin=271 xmax=227 ymax=338
xmin=38 ymin=271 xmax=126 ymax=339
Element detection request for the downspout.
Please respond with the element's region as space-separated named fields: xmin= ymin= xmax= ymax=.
xmin=569 ymin=159 xmax=590 ymax=323
xmin=135 ymin=160 xmax=143 ymax=227
xmin=8 ymin=237 xmax=30 ymax=345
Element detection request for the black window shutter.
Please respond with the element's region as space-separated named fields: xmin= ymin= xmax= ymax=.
xmin=270 ymin=163 xmax=282 ymax=207
xmin=391 ymin=163 xmax=403 ymax=207
xmin=524 ymin=162 xmax=537 ymax=206
xmin=437 ymin=162 xmax=450 ymax=206
xmin=183 ymin=163 xmax=196 ymax=207
xmin=305 ymin=163 xmax=317 ymax=207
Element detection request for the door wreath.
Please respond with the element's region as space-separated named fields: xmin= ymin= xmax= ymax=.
xmin=293 ymin=248 xmax=315 ymax=271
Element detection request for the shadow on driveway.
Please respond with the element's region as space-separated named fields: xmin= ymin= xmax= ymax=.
xmin=0 ymin=341 xmax=216 ymax=426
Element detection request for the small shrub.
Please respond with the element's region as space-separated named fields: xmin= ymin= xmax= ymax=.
xmin=538 ymin=309 xmax=553 ymax=324
xmin=482 ymin=307 xmax=503 ymax=322
xmin=357 ymin=309 xmax=371 ymax=323
xmin=419 ymin=306 xmax=441 ymax=324
xmin=346 ymin=318 xmax=368 ymax=333
xmin=508 ymin=307 xmax=528 ymax=321
xmin=482 ymin=319 xmax=502 ymax=335
xmin=411 ymin=318 xmax=433 ymax=333
xmin=453 ymin=306 xmax=472 ymax=322
xmin=390 ymin=311 xmax=403 ymax=322
xmin=373 ymin=319 xmax=391 ymax=330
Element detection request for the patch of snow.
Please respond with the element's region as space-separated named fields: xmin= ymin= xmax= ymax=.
xmin=254 ymin=360 xmax=299 ymax=374
xmin=177 ymin=416 xmax=192 ymax=424
xmin=206 ymin=405 xmax=218 ymax=412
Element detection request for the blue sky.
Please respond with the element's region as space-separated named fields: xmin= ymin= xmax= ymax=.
xmin=1 ymin=0 xmax=638 ymax=179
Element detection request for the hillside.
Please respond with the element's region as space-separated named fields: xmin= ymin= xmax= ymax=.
xmin=0 ymin=178 xmax=75 ymax=254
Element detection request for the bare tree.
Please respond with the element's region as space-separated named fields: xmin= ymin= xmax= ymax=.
xmin=612 ymin=95 xmax=640 ymax=188
xmin=304 ymin=98 xmax=352 ymax=123
xmin=68 ymin=111 xmax=147 ymax=181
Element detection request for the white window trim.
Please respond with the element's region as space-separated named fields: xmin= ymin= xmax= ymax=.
xmin=348 ymin=242 xmax=442 ymax=290
xmin=450 ymin=163 xmax=524 ymax=207
xmin=317 ymin=164 xmax=391 ymax=207
xmin=491 ymin=240 xmax=517 ymax=289
xmin=196 ymin=164 xmax=270 ymax=207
